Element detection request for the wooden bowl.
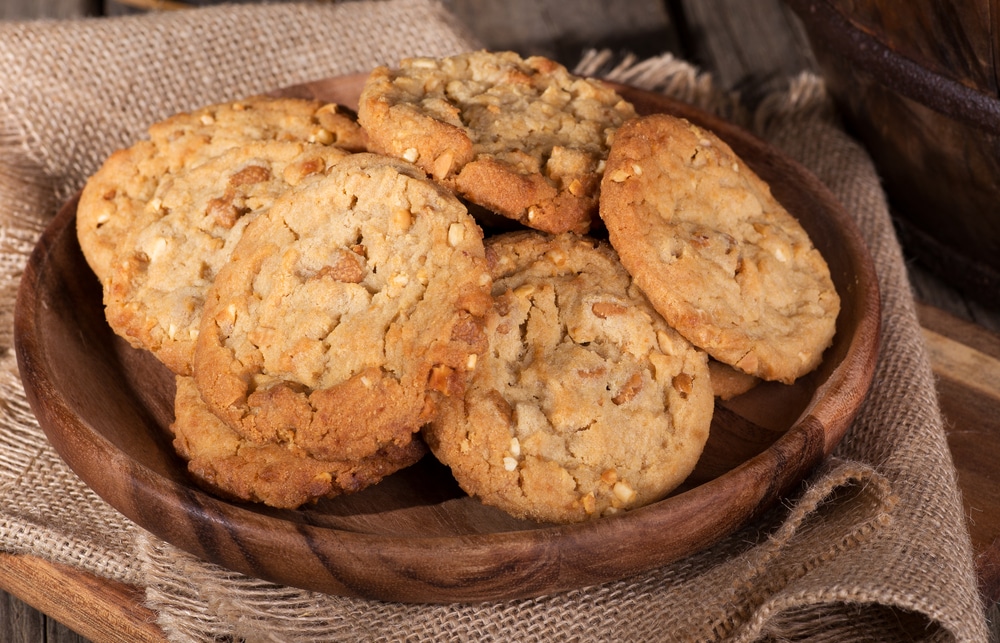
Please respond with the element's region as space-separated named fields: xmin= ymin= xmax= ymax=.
xmin=13 ymin=75 xmax=880 ymax=603
xmin=785 ymin=0 xmax=1000 ymax=306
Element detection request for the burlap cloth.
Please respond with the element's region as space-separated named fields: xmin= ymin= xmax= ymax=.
xmin=0 ymin=1 xmax=990 ymax=640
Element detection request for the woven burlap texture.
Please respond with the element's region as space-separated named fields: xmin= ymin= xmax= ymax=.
xmin=0 ymin=2 xmax=988 ymax=641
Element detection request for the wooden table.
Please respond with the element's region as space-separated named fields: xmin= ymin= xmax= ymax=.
xmin=2 ymin=0 xmax=999 ymax=640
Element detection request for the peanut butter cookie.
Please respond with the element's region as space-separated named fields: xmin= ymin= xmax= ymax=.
xmin=424 ymin=231 xmax=713 ymax=524
xmin=194 ymin=153 xmax=493 ymax=463
xmin=77 ymin=96 xmax=366 ymax=281
xmin=170 ymin=376 xmax=425 ymax=509
xmin=600 ymin=113 xmax=840 ymax=384
xmin=104 ymin=141 xmax=351 ymax=375
xmin=358 ymin=50 xmax=636 ymax=235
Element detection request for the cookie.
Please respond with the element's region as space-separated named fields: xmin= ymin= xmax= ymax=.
xmin=77 ymin=95 xmax=367 ymax=281
xmin=170 ymin=375 xmax=425 ymax=509
xmin=103 ymin=141 xmax=351 ymax=376
xmin=599 ymin=113 xmax=840 ymax=384
xmin=358 ymin=50 xmax=636 ymax=235
xmin=193 ymin=153 xmax=493 ymax=463
xmin=423 ymin=231 xmax=713 ymax=524
xmin=708 ymin=359 xmax=760 ymax=400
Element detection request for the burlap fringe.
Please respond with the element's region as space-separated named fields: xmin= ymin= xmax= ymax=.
xmin=575 ymin=49 xmax=737 ymax=117
xmin=575 ymin=48 xmax=836 ymax=141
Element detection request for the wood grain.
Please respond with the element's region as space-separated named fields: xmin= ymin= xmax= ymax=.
xmin=784 ymin=0 xmax=1000 ymax=307
xmin=917 ymin=303 xmax=1000 ymax=604
xmin=0 ymin=0 xmax=98 ymax=20
xmin=825 ymin=0 xmax=997 ymax=94
xmin=442 ymin=0 xmax=678 ymax=62
xmin=674 ymin=0 xmax=816 ymax=89
xmin=0 ymin=554 xmax=162 ymax=642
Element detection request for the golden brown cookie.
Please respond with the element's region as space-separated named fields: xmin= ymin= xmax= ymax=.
xmin=599 ymin=113 xmax=840 ymax=384
xmin=193 ymin=153 xmax=493 ymax=463
xmin=103 ymin=141 xmax=350 ymax=376
xmin=358 ymin=50 xmax=636 ymax=235
xmin=77 ymin=96 xmax=366 ymax=281
xmin=170 ymin=376 xmax=425 ymax=509
xmin=708 ymin=359 xmax=760 ymax=400
xmin=423 ymin=231 xmax=713 ymax=524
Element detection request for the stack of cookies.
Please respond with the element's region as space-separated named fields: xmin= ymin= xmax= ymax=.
xmin=77 ymin=50 xmax=839 ymax=523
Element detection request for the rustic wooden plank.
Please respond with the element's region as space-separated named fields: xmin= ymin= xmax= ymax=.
xmin=0 ymin=553 xmax=164 ymax=643
xmin=0 ymin=588 xmax=45 ymax=643
xmin=917 ymin=302 xmax=1000 ymax=603
xmin=440 ymin=0 xmax=679 ymax=65
xmin=910 ymin=263 xmax=1000 ymax=333
xmin=671 ymin=0 xmax=817 ymax=89
xmin=0 ymin=0 xmax=98 ymax=20
xmin=46 ymin=620 xmax=89 ymax=643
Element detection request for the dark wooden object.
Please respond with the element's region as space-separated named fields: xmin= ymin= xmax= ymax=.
xmin=785 ymin=0 xmax=1000 ymax=307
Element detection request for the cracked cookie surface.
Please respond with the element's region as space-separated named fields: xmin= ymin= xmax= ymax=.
xmin=77 ymin=95 xmax=367 ymax=282
xmin=193 ymin=153 xmax=493 ymax=463
xmin=104 ymin=141 xmax=351 ymax=375
xmin=358 ymin=50 xmax=636 ymax=235
xmin=170 ymin=376 xmax=426 ymax=509
xmin=599 ymin=113 xmax=840 ymax=383
xmin=423 ymin=231 xmax=713 ymax=524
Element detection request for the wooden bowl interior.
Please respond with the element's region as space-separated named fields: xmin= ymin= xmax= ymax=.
xmin=13 ymin=74 xmax=880 ymax=603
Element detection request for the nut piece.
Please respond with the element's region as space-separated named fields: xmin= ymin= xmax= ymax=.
xmin=613 ymin=480 xmax=636 ymax=504
xmin=432 ymin=151 xmax=455 ymax=180
xmin=672 ymin=372 xmax=693 ymax=396
xmin=448 ymin=223 xmax=466 ymax=247
xmin=310 ymin=128 xmax=334 ymax=145
xmin=612 ymin=372 xmax=643 ymax=405
xmin=591 ymin=301 xmax=628 ymax=319
xmin=608 ymin=168 xmax=631 ymax=183
xmin=394 ymin=208 xmax=413 ymax=231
